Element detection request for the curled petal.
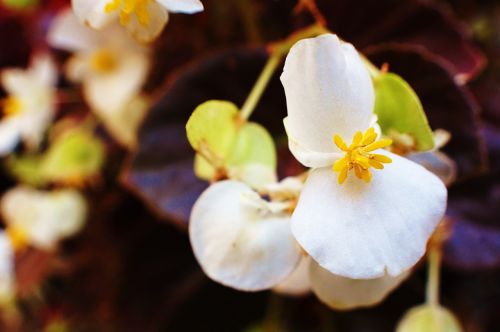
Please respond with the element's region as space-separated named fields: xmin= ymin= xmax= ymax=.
xmin=281 ymin=34 xmax=374 ymax=159
xmin=285 ymin=118 xmax=342 ymax=168
xmin=189 ymin=181 xmax=301 ymax=291
xmin=310 ymin=259 xmax=409 ymax=310
xmin=291 ymin=151 xmax=447 ymax=278
xmin=408 ymin=151 xmax=457 ymax=186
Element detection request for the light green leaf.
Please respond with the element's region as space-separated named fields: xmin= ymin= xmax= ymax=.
xmin=186 ymin=100 xmax=239 ymax=168
xmin=7 ymin=128 xmax=105 ymax=186
xmin=189 ymin=100 xmax=277 ymax=188
xmin=396 ymin=305 xmax=463 ymax=332
xmin=1 ymin=0 xmax=38 ymax=9
xmin=373 ymin=73 xmax=434 ymax=151
xmin=41 ymin=129 xmax=105 ymax=185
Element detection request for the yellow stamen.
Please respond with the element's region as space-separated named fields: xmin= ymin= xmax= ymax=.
xmin=104 ymin=0 xmax=152 ymax=27
xmin=1 ymin=96 xmax=23 ymax=117
xmin=5 ymin=226 xmax=28 ymax=252
xmin=90 ymin=49 xmax=118 ymax=74
xmin=332 ymin=128 xmax=393 ymax=184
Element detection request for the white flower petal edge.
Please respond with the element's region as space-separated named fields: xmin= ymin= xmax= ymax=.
xmin=1 ymin=187 xmax=87 ymax=250
xmin=157 ymin=0 xmax=204 ymax=13
xmin=273 ymin=255 xmax=311 ymax=296
xmin=72 ymin=0 xmax=116 ymax=29
xmin=408 ymin=151 xmax=457 ymax=187
xmin=280 ymin=34 xmax=374 ymax=162
xmin=189 ymin=181 xmax=301 ymax=291
xmin=291 ymin=151 xmax=447 ymax=279
xmin=310 ymin=259 xmax=409 ymax=310
xmin=284 ymin=117 xmax=342 ymax=168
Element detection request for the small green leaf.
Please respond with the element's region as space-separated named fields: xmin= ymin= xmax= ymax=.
xmin=396 ymin=305 xmax=463 ymax=332
xmin=1 ymin=0 xmax=38 ymax=9
xmin=188 ymin=100 xmax=277 ymax=188
xmin=7 ymin=128 xmax=105 ymax=186
xmin=374 ymin=73 xmax=435 ymax=151
xmin=41 ymin=129 xmax=105 ymax=185
xmin=186 ymin=100 xmax=238 ymax=167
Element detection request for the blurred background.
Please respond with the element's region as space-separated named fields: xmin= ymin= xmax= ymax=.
xmin=0 ymin=0 xmax=499 ymax=331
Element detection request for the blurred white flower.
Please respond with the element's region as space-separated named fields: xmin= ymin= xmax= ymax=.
xmin=48 ymin=9 xmax=150 ymax=147
xmin=0 ymin=233 xmax=15 ymax=305
xmin=281 ymin=34 xmax=447 ymax=279
xmin=2 ymin=186 xmax=87 ymax=251
xmin=71 ymin=0 xmax=204 ymax=42
xmin=0 ymin=55 xmax=57 ymax=155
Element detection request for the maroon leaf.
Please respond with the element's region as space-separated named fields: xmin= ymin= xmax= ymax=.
xmin=313 ymin=0 xmax=486 ymax=81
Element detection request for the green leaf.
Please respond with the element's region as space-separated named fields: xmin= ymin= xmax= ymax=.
xmin=7 ymin=128 xmax=105 ymax=186
xmin=189 ymin=100 xmax=277 ymax=188
xmin=374 ymin=73 xmax=435 ymax=151
xmin=396 ymin=305 xmax=463 ymax=332
xmin=1 ymin=0 xmax=38 ymax=9
xmin=186 ymin=100 xmax=239 ymax=167
xmin=41 ymin=129 xmax=105 ymax=185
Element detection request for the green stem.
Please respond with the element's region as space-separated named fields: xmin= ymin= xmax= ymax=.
xmin=239 ymin=24 xmax=329 ymax=121
xmin=240 ymin=52 xmax=281 ymax=121
xmin=426 ymin=247 xmax=441 ymax=306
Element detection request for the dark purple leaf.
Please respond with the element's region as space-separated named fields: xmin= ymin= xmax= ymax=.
xmin=313 ymin=0 xmax=486 ymax=81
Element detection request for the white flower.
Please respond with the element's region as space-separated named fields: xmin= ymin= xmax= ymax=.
xmin=0 ymin=233 xmax=15 ymax=304
xmin=189 ymin=178 xmax=409 ymax=309
xmin=189 ymin=180 xmax=301 ymax=291
xmin=0 ymin=55 xmax=57 ymax=156
xmin=48 ymin=10 xmax=150 ymax=147
xmin=281 ymin=34 xmax=447 ymax=279
xmin=2 ymin=186 xmax=87 ymax=251
xmin=71 ymin=0 xmax=204 ymax=42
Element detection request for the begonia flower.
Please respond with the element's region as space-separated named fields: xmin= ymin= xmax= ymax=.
xmin=189 ymin=178 xmax=410 ymax=309
xmin=281 ymin=34 xmax=447 ymax=279
xmin=71 ymin=0 xmax=204 ymax=42
xmin=0 ymin=55 xmax=56 ymax=155
xmin=48 ymin=10 xmax=149 ymax=147
xmin=2 ymin=186 xmax=87 ymax=251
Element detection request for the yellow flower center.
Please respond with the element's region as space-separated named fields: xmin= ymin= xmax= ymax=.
xmin=90 ymin=49 xmax=119 ymax=74
xmin=2 ymin=96 xmax=23 ymax=117
xmin=105 ymin=0 xmax=152 ymax=26
xmin=5 ymin=226 xmax=28 ymax=252
xmin=332 ymin=127 xmax=393 ymax=184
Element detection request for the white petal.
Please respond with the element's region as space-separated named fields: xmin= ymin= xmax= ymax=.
xmin=72 ymin=0 xmax=115 ymax=29
xmin=284 ymin=117 xmax=342 ymax=168
xmin=227 ymin=163 xmax=277 ymax=191
xmin=83 ymin=51 xmax=149 ymax=114
xmin=281 ymin=34 xmax=374 ymax=157
xmin=407 ymin=151 xmax=457 ymax=186
xmin=310 ymin=259 xmax=409 ymax=310
xmin=291 ymin=151 xmax=447 ymax=278
xmin=273 ymin=256 xmax=311 ymax=296
xmin=0 ymin=118 xmax=21 ymax=156
xmin=124 ymin=2 xmax=168 ymax=43
xmin=1 ymin=187 xmax=87 ymax=250
xmin=48 ymin=9 xmax=103 ymax=51
xmin=189 ymin=181 xmax=301 ymax=291
xmin=157 ymin=0 xmax=204 ymax=13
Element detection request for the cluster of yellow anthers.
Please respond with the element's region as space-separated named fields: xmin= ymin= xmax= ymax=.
xmin=333 ymin=127 xmax=392 ymax=184
xmin=105 ymin=0 xmax=151 ymax=26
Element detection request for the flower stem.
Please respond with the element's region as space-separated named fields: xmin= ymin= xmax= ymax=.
xmin=240 ymin=24 xmax=329 ymax=121
xmin=240 ymin=52 xmax=281 ymax=121
xmin=426 ymin=246 xmax=441 ymax=306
